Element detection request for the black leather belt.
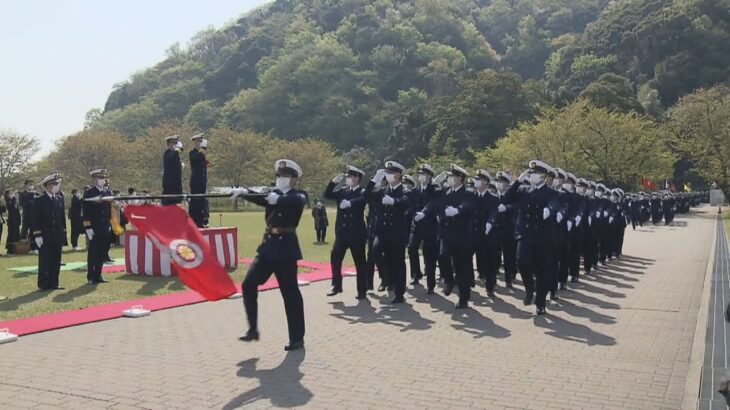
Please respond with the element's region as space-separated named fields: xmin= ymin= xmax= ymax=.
xmin=265 ymin=227 xmax=296 ymax=235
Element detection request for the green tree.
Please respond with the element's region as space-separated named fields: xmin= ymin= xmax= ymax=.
xmin=0 ymin=129 xmax=40 ymax=193
xmin=184 ymin=100 xmax=221 ymax=130
xmin=578 ymin=73 xmax=644 ymax=113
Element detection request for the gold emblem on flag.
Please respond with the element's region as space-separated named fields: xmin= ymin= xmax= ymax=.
xmin=169 ymin=239 xmax=204 ymax=269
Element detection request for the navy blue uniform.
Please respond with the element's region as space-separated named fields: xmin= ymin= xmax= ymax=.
xmin=650 ymin=198 xmax=663 ymax=224
xmin=493 ymin=191 xmax=517 ymax=285
xmin=663 ymin=197 xmax=675 ymax=225
xmin=432 ymin=185 xmax=473 ymax=304
xmin=242 ymin=189 xmax=307 ymax=344
xmin=4 ymin=195 xmax=20 ymax=251
xmin=162 ymin=148 xmax=183 ymax=206
xmin=188 ymin=147 xmax=209 ymax=227
xmin=365 ymin=181 xmax=412 ymax=299
xmin=582 ymin=196 xmax=599 ymax=273
xmin=69 ymin=195 xmax=84 ymax=248
xmin=83 ymin=186 xmax=111 ymax=283
xmin=324 ymin=182 xmax=368 ymax=295
xmin=567 ymin=192 xmax=586 ymax=280
xmin=407 ymin=184 xmax=441 ymax=291
xmin=472 ymin=190 xmax=500 ymax=294
xmin=19 ymin=190 xmax=36 ymax=242
xmin=32 ymin=193 xmax=66 ymax=289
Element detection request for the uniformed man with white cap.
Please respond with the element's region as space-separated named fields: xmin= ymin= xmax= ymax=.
xmin=188 ymin=133 xmax=209 ymax=228
xmin=567 ymin=175 xmax=587 ymax=282
xmin=582 ymin=181 xmax=600 ymax=274
xmin=83 ymin=169 xmax=112 ymax=284
xmin=595 ymin=183 xmax=611 ymax=266
xmin=408 ymin=164 xmax=441 ymax=293
xmin=472 ymin=169 xmax=500 ymax=297
xmin=433 ymin=164 xmax=473 ymax=308
xmin=324 ymin=165 xmax=368 ymax=299
xmin=232 ymin=159 xmax=307 ymax=351
xmin=162 ymin=135 xmax=184 ymax=206
xmin=493 ymin=171 xmax=517 ymax=288
xmin=32 ymin=173 xmax=67 ymax=290
xmin=365 ymin=160 xmax=412 ymax=304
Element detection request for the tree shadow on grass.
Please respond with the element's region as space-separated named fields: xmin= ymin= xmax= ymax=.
xmin=222 ymin=351 xmax=312 ymax=409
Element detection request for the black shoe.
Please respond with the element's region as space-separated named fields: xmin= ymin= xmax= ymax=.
xmin=97 ymin=278 xmax=109 ymax=283
xmin=377 ymin=284 xmax=387 ymax=292
xmin=570 ymin=276 xmax=579 ymax=283
xmin=443 ymin=283 xmax=453 ymax=296
xmin=326 ymin=288 xmax=342 ymax=297
xmin=51 ymin=286 xmax=65 ymax=290
xmin=390 ymin=296 xmax=405 ymax=304
xmin=239 ymin=329 xmax=260 ymax=342
xmin=410 ymin=278 xmax=420 ymax=286
xmin=87 ymin=280 xmax=97 ymax=285
xmin=559 ymin=282 xmax=567 ymax=291
xmin=426 ymin=288 xmax=435 ymax=295
xmin=523 ymin=293 xmax=533 ymax=305
xmin=537 ymin=307 xmax=547 ymax=315
xmin=486 ymin=290 xmax=495 ymax=298
xmin=550 ymin=291 xmax=559 ymax=301
xmin=284 ymin=340 xmax=304 ymax=351
xmin=455 ymin=300 xmax=468 ymax=309
xmin=506 ymin=282 xmax=514 ymax=289
xmin=356 ymin=292 xmax=367 ymax=300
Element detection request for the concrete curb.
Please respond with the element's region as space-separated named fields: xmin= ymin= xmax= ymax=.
xmin=682 ymin=211 xmax=719 ymax=410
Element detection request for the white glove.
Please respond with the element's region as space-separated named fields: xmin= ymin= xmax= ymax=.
xmin=230 ymin=187 xmax=249 ymax=198
xmin=35 ymin=237 xmax=43 ymax=248
xmin=485 ymin=222 xmax=493 ymax=235
xmin=609 ymin=216 xmax=614 ymax=224
xmin=603 ymin=210 xmax=608 ymax=218
xmin=266 ymin=192 xmax=280 ymax=205
xmin=86 ymin=229 xmax=94 ymax=241
xmin=372 ymin=169 xmax=386 ymax=183
xmin=595 ymin=211 xmax=601 ymax=218
xmin=588 ymin=216 xmax=592 ymax=226
xmin=414 ymin=212 xmax=425 ymax=222
xmin=200 ymin=139 xmax=208 ymax=148
xmin=339 ymin=199 xmax=351 ymax=209
xmin=567 ymin=221 xmax=573 ymax=231
xmin=175 ymin=141 xmax=183 ymax=150
xmin=433 ymin=171 xmax=449 ymax=186
xmin=382 ymin=195 xmax=395 ymax=206
xmin=181 ymin=161 xmax=186 ymax=169
xmin=575 ymin=215 xmax=582 ymax=227
xmin=445 ymin=206 xmax=459 ymax=217
xmin=518 ymin=170 xmax=530 ymax=183
xmin=332 ymin=173 xmax=346 ymax=184
xmin=556 ymin=212 xmax=563 ymax=223
xmin=498 ymin=204 xmax=507 ymax=213
xmin=543 ymin=207 xmax=550 ymax=220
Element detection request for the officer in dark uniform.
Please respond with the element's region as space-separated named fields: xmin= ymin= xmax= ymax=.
xmin=554 ymin=170 xmax=578 ymax=289
xmin=582 ymin=181 xmax=599 ymax=274
xmin=595 ymin=183 xmax=611 ymax=266
xmin=83 ymin=169 xmax=112 ymax=284
xmin=233 ymin=159 xmax=307 ymax=351
xmin=162 ymin=135 xmax=184 ymax=206
xmin=365 ymin=175 xmax=388 ymax=291
xmin=32 ymin=173 xmax=67 ymax=290
xmin=503 ymin=160 xmax=560 ymax=315
xmin=609 ymin=188 xmax=627 ymax=258
xmin=324 ymin=165 xmax=368 ymax=299
xmin=408 ymin=165 xmax=441 ymax=292
xmin=364 ymin=161 xmax=412 ymax=304
xmin=431 ymin=164 xmax=473 ymax=308
xmin=472 ymin=169 xmax=500 ymax=297
xmin=568 ymin=176 xmax=587 ymax=282
xmin=663 ymin=193 xmax=675 ymax=225
xmin=549 ymin=168 xmax=569 ymax=297
xmin=189 ymin=133 xmax=209 ymax=228
xmin=68 ymin=188 xmax=84 ymax=250
xmin=493 ymin=171 xmax=517 ymax=288
xmin=650 ymin=193 xmax=663 ymax=224
xmin=19 ymin=180 xmax=39 ymax=254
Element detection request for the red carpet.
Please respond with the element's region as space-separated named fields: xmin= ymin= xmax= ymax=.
xmin=1 ymin=259 xmax=339 ymax=337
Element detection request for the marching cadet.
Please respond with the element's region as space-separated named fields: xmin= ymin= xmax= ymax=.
xmin=32 ymin=173 xmax=66 ymax=291
xmin=567 ymin=176 xmax=587 ymax=283
xmin=503 ymin=160 xmax=560 ymax=315
xmin=83 ymin=169 xmax=112 ymax=285
xmin=408 ymin=165 xmax=441 ymax=293
xmin=595 ymin=183 xmax=611 ymax=266
xmin=609 ymin=188 xmax=627 ymax=258
xmin=582 ymin=182 xmax=600 ymax=274
xmin=551 ymin=168 xmax=570 ymax=296
xmin=68 ymin=188 xmax=84 ymax=250
xmin=20 ymin=180 xmax=38 ymax=254
xmin=650 ymin=192 xmax=663 ymax=224
xmin=493 ymin=171 xmax=517 ymax=288
xmin=472 ymin=169 xmax=500 ymax=297
xmin=365 ymin=173 xmax=388 ymax=291
xmin=663 ymin=193 xmax=676 ymax=225
xmin=162 ymin=135 xmax=184 ymax=206
xmin=324 ymin=166 xmax=368 ymax=299
xmin=431 ymin=164 xmax=473 ymax=308
xmin=233 ymin=159 xmax=307 ymax=351
xmin=189 ymin=133 xmax=209 ymax=228
xmin=629 ymin=193 xmax=642 ymax=230
xmin=364 ymin=161 xmax=411 ymax=304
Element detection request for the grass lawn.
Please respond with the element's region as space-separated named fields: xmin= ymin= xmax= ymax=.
xmin=0 ymin=210 xmax=343 ymax=321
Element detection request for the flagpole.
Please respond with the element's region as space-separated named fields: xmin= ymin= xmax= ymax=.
xmin=83 ymin=191 xmax=269 ymax=202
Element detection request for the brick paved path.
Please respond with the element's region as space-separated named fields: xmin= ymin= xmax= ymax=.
xmin=0 ymin=207 xmax=716 ymax=409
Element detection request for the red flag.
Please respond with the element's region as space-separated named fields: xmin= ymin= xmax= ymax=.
xmin=123 ymin=205 xmax=237 ymax=301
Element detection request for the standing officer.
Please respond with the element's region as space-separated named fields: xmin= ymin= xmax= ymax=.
xmin=567 ymin=176 xmax=587 ymax=282
xmin=472 ymin=169 xmax=500 ymax=297
xmin=20 ymin=180 xmax=38 ymax=254
xmin=32 ymin=173 xmax=66 ymax=290
xmin=595 ymin=183 xmax=611 ymax=266
xmin=365 ymin=174 xmax=388 ymax=291
xmin=162 ymin=135 xmax=184 ymax=206
xmin=432 ymin=164 xmax=473 ymax=308
xmin=189 ymin=133 xmax=209 ymax=228
xmin=68 ymin=188 xmax=84 ymax=250
xmin=503 ymin=160 xmax=560 ymax=315
xmin=83 ymin=169 xmax=112 ymax=284
xmin=365 ymin=161 xmax=411 ymax=304
xmin=324 ymin=165 xmax=368 ymax=299
xmin=554 ymin=168 xmax=574 ymax=291
xmin=233 ymin=159 xmax=307 ymax=351
xmin=493 ymin=171 xmax=517 ymax=288
xmin=408 ymin=165 xmax=441 ymax=292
